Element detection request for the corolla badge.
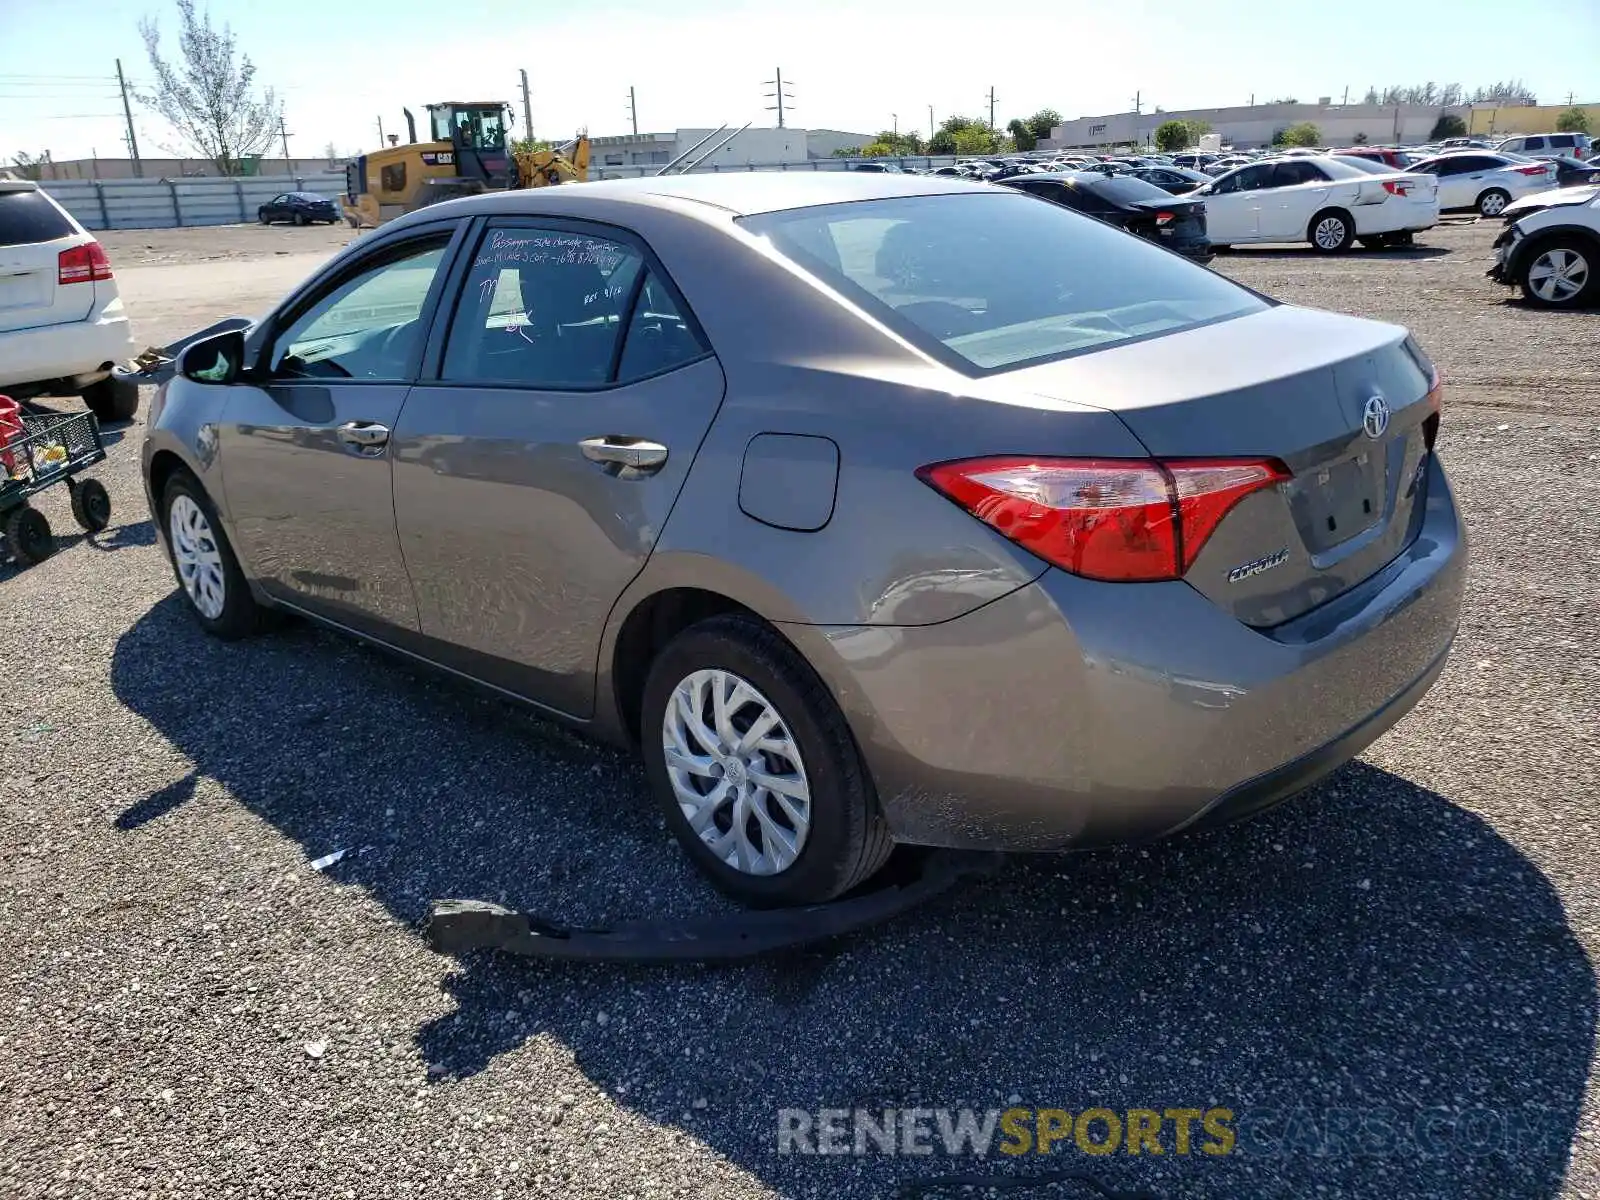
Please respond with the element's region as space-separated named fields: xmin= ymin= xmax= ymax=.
xmin=1362 ymin=394 xmax=1391 ymax=440
xmin=1227 ymin=548 xmax=1289 ymax=584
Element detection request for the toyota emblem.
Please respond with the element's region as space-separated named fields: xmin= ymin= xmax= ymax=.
xmin=1362 ymin=394 xmax=1391 ymax=440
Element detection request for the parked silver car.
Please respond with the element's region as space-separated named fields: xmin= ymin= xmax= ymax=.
xmin=142 ymin=174 xmax=1465 ymax=906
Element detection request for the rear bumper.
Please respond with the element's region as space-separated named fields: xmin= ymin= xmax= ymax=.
xmin=0 ymin=306 xmax=135 ymax=391
xmin=796 ymin=455 xmax=1465 ymax=851
xmin=1356 ymin=198 xmax=1439 ymax=236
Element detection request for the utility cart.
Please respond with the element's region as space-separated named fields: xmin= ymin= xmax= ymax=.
xmin=0 ymin=404 xmax=112 ymax=567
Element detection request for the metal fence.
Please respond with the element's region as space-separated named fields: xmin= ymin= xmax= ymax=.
xmin=37 ymin=156 xmax=964 ymax=231
xmin=39 ymin=173 xmax=348 ymax=232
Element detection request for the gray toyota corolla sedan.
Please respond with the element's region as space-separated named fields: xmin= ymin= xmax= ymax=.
xmin=142 ymin=172 xmax=1465 ymax=907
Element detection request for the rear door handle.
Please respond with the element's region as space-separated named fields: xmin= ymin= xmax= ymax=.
xmin=579 ymin=436 xmax=668 ymax=477
xmin=337 ymin=421 xmax=390 ymax=456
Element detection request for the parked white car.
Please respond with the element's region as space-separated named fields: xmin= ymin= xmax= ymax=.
xmin=1408 ymin=152 xmax=1558 ymax=217
xmin=1194 ymin=156 xmax=1438 ymax=252
xmin=0 ymin=178 xmax=137 ymax=421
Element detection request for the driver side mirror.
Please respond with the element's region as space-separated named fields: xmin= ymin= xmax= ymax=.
xmin=178 ymin=330 xmax=245 ymax=385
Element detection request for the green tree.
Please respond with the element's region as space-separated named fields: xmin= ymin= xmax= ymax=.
xmin=1007 ymin=118 xmax=1036 ymax=151
xmin=929 ymin=115 xmax=1001 ymax=156
xmin=1280 ymin=122 xmax=1321 ymax=147
xmin=8 ymin=151 xmax=47 ymax=180
xmin=138 ymin=0 xmax=282 ymax=175
xmin=1025 ymin=109 xmax=1062 ymax=141
xmin=1557 ymin=107 xmax=1591 ymax=133
xmin=1429 ymin=113 xmax=1468 ymax=140
xmin=1154 ymin=119 xmax=1192 ymax=151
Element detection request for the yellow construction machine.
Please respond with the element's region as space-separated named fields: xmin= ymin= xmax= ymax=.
xmin=341 ymin=101 xmax=590 ymax=229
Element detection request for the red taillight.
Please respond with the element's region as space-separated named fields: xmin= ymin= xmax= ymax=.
xmin=57 ymin=241 xmax=112 ymax=285
xmin=1513 ymin=164 xmax=1548 ymax=176
xmin=1423 ymin=365 xmax=1443 ymax=450
xmin=1155 ymin=211 xmax=1175 ymax=226
xmin=917 ymin=456 xmax=1289 ymax=582
xmin=1382 ymin=180 xmax=1410 ymax=196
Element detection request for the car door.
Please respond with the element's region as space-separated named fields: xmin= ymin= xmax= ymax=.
xmin=390 ymin=220 xmax=726 ymax=718
xmin=268 ymin=194 xmax=288 ymax=220
xmin=1260 ymin=160 xmax=1332 ymax=240
xmin=1432 ymin=155 xmax=1490 ymax=208
xmin=217 ymin=224 xmax=464 ymax=636
xmin=1199 ymin=164 xmax=1272 ymax=242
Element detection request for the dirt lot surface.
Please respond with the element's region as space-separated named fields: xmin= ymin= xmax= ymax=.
xmin=99 ymin=222 xmax=355 ymax=268
xmin=1 ymin=219 xmax=1597 ymax=1200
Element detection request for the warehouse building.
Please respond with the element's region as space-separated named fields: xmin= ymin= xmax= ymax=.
xmin=588 ymin=127 xmax=875 ymax=175
xmin=1046 ymin=102 xmax=1463 ymax=150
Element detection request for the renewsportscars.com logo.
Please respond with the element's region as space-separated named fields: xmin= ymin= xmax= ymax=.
xmin=779 ymin=1107 xmax=1234 ymax=1158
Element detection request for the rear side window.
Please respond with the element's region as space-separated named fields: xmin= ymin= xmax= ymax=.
xmin=441 ymin=227 xmax=706 ymax=389
xmin=1082 ymin=173 xmax=1171 ymax=204
xmin=0 ymin=190 xmax=76 ymax=247
xmin=742 ymin=192 xmax=1267 ymax=374
xmin=1522 ymin=137 xmax=1546 ymax=151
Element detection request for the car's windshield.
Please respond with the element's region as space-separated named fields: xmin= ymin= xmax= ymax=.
xmin=741 ymin=193 xmax=1267 ymax=373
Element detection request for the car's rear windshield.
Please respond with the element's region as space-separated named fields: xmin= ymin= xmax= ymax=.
xmin=1081 ymin=173 xmax=1172 ymax=204
xmin=739 ymin=192 xmax=1266 ymax=373
xmin=0 ymin=189 xmax=75 ymax=247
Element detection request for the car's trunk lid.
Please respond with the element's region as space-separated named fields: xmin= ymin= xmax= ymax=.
xmin=1124 ymin=196 xmax=1207 ymax=244
xmin=1005 ymin=305 xmax=1437 ymax=626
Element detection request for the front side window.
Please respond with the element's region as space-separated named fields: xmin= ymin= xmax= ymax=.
xmin=742 ymin=192 xmax=1267 ymax=373
xmin=269 ymin=238 xmax=448 ymax=381
xmin=440 ymin=227 xmax=708 ymax=388
xmin=1271 ymin=161 xmax=1328 ymax=186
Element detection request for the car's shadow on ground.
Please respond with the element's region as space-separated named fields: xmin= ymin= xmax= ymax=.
xmin=1219 ymin=245 xmax=1451 ymax=260
xmin=109 ymin=596 xmax=1595 ymax=1200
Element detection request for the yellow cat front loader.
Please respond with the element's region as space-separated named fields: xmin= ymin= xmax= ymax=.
xmin=343 ymin=102 xmax=590 ymax=228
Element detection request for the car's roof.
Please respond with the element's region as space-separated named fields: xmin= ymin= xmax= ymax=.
xmin=410 ymin=171 xmax=989 ymax=224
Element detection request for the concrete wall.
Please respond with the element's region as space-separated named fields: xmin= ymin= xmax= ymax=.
xmin=1049 ymin=103 xmax=1456 ymax=150
xmin=35 ymin=156 xmax=342 ymax=181
xmin=38 ymin=173 xmax=348 ymax=230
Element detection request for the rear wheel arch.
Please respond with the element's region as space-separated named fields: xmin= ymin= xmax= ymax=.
xmin=609 ymin=587 xmax=769 ymax=747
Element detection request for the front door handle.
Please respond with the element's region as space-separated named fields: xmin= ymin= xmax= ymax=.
xmin=579 ymin=436 xmax=668 ymax=477
xmin=337 ymin=421 xmax=390 ymax=456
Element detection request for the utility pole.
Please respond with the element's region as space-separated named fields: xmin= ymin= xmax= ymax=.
xmin=278 ymin=115 xmax=292 ymax=166
xmin=115 ymin=58 xmax=142 ymax=177
xmin=892 ymin=112 xmax=898 ymax=137
xmin=520 ymin=70 xmax=534 ymax=139
xmin=628 ymin=86 xmax=638 ymax=136
xmin=763 ymin=69 xmax=793 ymax=128
xmin=377 ymin=115 xmax=386 ymax=147
xmin=987 ymin=86 xmax=998 ymax=130
xmin=1342 ymin=86 xmax=1349 ymax=106
xmin=1132 ymin=90 xmax=1141 ymax=115
xmin=928 ymin=105 xmax=935 ymax=140
xmin=1568 ymin=91 xmax=1576 ymax=107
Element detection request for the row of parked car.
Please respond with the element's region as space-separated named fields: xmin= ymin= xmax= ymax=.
xmin=871 ymin=136 xmax=1597 ymax=308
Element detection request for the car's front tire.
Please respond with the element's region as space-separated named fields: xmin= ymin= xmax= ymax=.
xmin=1478 ymin=189 xmax=1510 ymax=217
xmin=80 ymin=375 xmax=139 ymax=423
xmin=1519 ymin=237 xmax=1594 ymax=309
xmin=1309 ymin=209 xmax=1355 ymax=253
xmin=641 ymin=614 xmax=894 ymax=907
xmin=294 ymin=213 xmax=308 ymax=226
xmin=258 ymin=212 xmax=271 ymax=224
xmin=161 ymin=470 xmax=268 ymax=639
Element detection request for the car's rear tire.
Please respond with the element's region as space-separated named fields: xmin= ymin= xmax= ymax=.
xmin=3 ymin=504 xmax=54 ymax=566
xmin=1477 ymin=189 xmax=1510 ymax=217
xmin=641 ymin=614 xmax=894 ymax=908
xmin=1519 ymin=237 xmax=1595 ymax=309
xmin=69 ymin=478 xmax=111 ymax=532
xmin=1309 ymin=209 xmax=1355 ymax=253
xmin=160 ymin=470 xmax=268 ymax=639
xmin=80 ymin=375 xmax=139 ymax=423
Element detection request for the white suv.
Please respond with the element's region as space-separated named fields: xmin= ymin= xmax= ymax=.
xmin=1489 ymin=186 xmax=1600 ymax=308
xmin=0 ymin=178 xmax=138 ymax=421
xmin=1495 ymin=132 xmax=1593 ymax=162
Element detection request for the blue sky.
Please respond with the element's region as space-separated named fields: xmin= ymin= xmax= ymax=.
xmin=2 ymin=0 xmax=1594 ymax=165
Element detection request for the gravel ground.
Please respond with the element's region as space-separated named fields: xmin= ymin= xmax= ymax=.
xmin=1 ymin=220 xmax=1597 ymax=1200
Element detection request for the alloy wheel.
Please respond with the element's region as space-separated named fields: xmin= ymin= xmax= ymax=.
xmin=662 ymin=668 xmax=811 ymax=876
xmin=1314 ymin=217 xmax=1347 ymax=249
xmin=169 ymin=494 xmax=226 ymax=620
xmin=1528 ymin=248 xmax=1590 ymax=303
